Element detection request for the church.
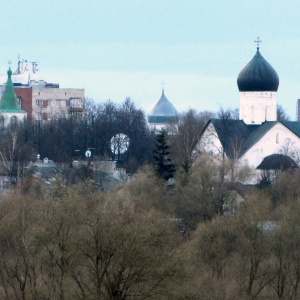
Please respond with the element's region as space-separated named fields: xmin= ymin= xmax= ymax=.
xmin=199 ymin=41 xmax=300 ymax=175
xmin=0 ymin=68 xmax=27 ymax=126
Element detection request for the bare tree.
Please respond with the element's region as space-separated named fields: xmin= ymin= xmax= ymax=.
xmin=170 ymin=109 xmax=214 ymax=170
xmin=0 ymin=123 xmax=32 ymax=186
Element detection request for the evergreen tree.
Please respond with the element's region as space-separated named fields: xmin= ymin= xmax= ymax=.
xmin=153 ymin=130 xmax=176 ymax=180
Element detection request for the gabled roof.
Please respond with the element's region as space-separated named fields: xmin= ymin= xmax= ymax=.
xmin=281 ymin=121 xmax=300 ymax=137
xmin=0 ymin=68 xmax=26 ymax=113
xmin=208 ymin=119 xmax=276 ymax=158
xmin=204 ymin=119 xmax=300 ymax=159
xmin=241 ymin=121 xmax=277 ymax=156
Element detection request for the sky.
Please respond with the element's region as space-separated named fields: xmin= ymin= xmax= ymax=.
xmin=2 ymin=0 xmax=300 ymax=119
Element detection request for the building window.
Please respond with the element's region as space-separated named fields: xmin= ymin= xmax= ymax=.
xmin=36 ymin=100 xmax=42 ymax=106
xmin=276 ymin=133 xmax=279 ymax=144
xmin=72 ymin=112 xmax=81 ymax=119
xmin=17 ymin=96 xmax=22 ymax=108
xmin=36 ymin=113 xmax=42 ymax=121
xmin=70 ymin=98 xmax=82 ymax=108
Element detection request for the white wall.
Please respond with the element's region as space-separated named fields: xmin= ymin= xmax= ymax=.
xmin=239 ymin=91 xmax=277 ymax=124
xmin=242 ymin=123 xmax=300 ymax=167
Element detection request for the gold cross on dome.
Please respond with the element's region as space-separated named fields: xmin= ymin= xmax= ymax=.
xmin=8 ymin=60 xmax=12 ymax=69
xmin=254 ymin=37 xmax=262 ymax=48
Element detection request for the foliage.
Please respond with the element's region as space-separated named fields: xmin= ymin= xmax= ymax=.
xmin=1 ymin=151 xmax=300 ymax=299
xmin=169 ymin=109 xmax=214 ymax=170
xmin=0 ymin=183 xmax=184 ymax=300
xmin=153 ymin=130 xmax=176 ymax=180
xmin=23 ymin=98 xmax=153 ymax=174
xmin=277 ymin=104 xmax=290 ymax=121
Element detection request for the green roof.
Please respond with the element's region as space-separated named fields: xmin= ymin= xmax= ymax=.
xmin=0 ymin=68 xmax=26 ymax=112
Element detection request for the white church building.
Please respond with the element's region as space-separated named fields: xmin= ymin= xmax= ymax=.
xmin=199 ymin=43 xmax=300 ymax=175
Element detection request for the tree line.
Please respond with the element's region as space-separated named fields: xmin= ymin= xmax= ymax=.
xmin=0 ymin=98 xmax=155 ymax=183
xmin=0 ymin=97 xmax=297 ymax=299
xmin=0 ymin=97 xmax=217 ymax=185
xmin=0 ymin=160 xmax=300 ymax=299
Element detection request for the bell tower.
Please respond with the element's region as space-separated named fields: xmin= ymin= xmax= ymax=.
xmin=237 ymin=38 xmax=279 ymax=125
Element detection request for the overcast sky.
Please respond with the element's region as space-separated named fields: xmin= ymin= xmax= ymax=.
xmin=2 ymin=0 xmax=300 ymax=119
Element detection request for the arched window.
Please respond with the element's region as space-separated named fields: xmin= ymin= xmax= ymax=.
xmin=10 ymin=116 xmax=18 ymax=125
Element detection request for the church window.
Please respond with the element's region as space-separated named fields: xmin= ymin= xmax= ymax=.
xmin=251 ymin=106 xmax=255 ymax=123
xmin=10 ymin=116 xmax=17 ymax=126
xmin=276 ymin=133 xmax=279 ymax=144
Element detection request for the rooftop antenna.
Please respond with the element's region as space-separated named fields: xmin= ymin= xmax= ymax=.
xmin=254 ymin=37 xmax=262 ymax=50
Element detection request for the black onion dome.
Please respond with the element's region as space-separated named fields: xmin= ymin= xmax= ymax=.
xmin=237 ymin=48 xmax=279 ymax=92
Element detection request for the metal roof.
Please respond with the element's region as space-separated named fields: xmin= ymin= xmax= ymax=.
xmin=205 ymin=119 xmax=300 ymax=159
xmin=0 ymin=69 xmax=26 ymax=113
xmin=148 ymin=90 xmax=177 ymax=123
xmin=237 ymin=48 xmax=279 ymax=92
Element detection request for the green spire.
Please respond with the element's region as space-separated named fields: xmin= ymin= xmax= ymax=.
xmin=0 ymin=68 xmax=25 ymax=112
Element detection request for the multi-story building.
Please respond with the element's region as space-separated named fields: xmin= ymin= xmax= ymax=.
xmin=15 ymin=86 xmax=84 ymax=121
xmin=0 ymin=58 xmax=84 ymax=121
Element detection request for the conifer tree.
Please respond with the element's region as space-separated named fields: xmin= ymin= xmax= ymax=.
xmin=153 ymin=130 xmax=176 ymax=180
